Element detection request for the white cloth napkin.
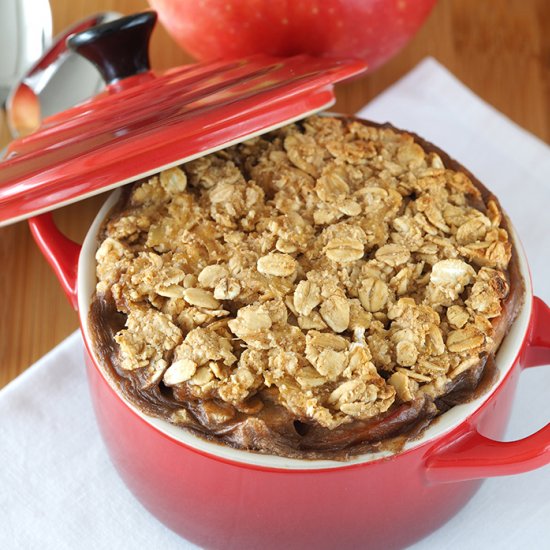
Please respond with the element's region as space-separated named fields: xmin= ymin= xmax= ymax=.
xmin=1 ymin=57 xmax=550 ymax=550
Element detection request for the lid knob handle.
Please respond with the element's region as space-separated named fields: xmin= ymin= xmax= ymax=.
xmin=67 ymin=11 xmax=156 ymax=86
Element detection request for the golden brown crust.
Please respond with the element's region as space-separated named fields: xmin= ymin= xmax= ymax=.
xmin=89 ymin=115 xmax=524 ymax=459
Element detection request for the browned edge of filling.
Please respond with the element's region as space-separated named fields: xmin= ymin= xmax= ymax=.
xmin=87 ymin=116 xmax=525 ymax=461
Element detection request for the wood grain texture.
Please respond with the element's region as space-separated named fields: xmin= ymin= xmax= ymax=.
xmin=1 ymin=0 xmax=549 ymax=388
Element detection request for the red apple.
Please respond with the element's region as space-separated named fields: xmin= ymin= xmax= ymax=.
xmin=149 ymin=0 xmax=437 ymax=70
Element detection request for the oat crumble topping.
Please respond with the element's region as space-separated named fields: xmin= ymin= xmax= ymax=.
xmin=94 ymin=116 xmax=513 ymax=435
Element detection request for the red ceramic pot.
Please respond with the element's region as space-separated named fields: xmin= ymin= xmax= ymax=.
xmin=28 ymin=172 xmax=550 ymax=550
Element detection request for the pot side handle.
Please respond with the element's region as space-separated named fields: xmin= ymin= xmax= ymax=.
xmin=425 ymin=297 xmax=550 ymax=483
xmin=28 ymin=212 xmax=81 ymax=311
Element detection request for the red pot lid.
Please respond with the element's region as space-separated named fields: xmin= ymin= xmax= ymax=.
xmin=0 ymin=11 xmax=366 ymax=227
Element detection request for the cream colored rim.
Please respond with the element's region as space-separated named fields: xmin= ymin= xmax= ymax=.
xmin=79 ymin=190 xmax=532 ymax=471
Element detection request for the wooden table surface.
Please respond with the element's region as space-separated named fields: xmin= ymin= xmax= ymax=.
xmin=1 ymin=0 xmax=549 ymax=389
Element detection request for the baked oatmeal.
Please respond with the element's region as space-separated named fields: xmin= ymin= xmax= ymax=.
xmin=90 ymin=116 xmax=523 ymax=459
